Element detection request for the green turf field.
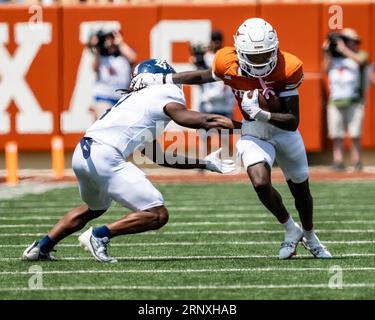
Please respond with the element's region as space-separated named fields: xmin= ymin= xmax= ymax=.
xmin=0 ymin=181 xmax=374 ymax=300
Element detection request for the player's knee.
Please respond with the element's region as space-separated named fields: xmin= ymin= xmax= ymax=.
xmin=247 ymin=162 xmax=271 ymax=190
xmin=252 ymin=177 xmax=271 ymax=190
xmin=149 ymin=206 xmax=169 ymax=230
xmin=157 ymin=206 xmax=169 ymax=228
xmin=249 ymin=171 xmax=271 ymax=190
xmin=288 ymin=170 xmax=309 ymax=188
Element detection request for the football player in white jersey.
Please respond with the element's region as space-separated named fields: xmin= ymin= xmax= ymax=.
xmin=22 ymin=59 xmax=236 ymax=263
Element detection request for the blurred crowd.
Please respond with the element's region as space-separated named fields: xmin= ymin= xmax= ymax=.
xmin=0 ymin=0 xmax=254 ymax=4
xmin=1 ymin=0 xmax=375 ymax=171
xmin=87 ymin=28 xmax=136 ymax=119
xmin=323 ymin=28 xmax=375 ymax=171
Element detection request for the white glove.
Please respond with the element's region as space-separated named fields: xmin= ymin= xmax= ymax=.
xmin=241 ymin=89 xmax=262 ymax=119
xmin=130 ymin=73 xmax=164 ymax=91
xmin=241 ymin=89 xmax=271 ymax=122
xmin=204 ymin=148 xmax=236 ymax=174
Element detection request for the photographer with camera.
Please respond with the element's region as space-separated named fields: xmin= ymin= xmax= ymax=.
xmin=88 ymin=29 xmax=137 ymax=119
xmin=190 ymin=30 xmax=234 ymax=157
xmin=323 ymin=28 xmax=368 ymax=171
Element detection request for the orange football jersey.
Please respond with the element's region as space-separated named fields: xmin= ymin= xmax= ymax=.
xmin=212 ymin=46 xmax=303 ymax=119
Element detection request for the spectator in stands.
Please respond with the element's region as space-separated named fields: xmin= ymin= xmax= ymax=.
xmin=88 ymin=29 xmax=137 ymax=119
xmin=190 ymin=30 xmax=234 ymax=157
xmin=323 ymin=28 xmax=368 ymax=171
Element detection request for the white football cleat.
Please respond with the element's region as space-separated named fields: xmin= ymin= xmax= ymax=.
xmin=79 ymin=227 xmax=117 ymax=263
xmin=301 ymin=237 xmax=332 ymax=259
xmin=22 ymin=241 xmax=56 ymax=261
xmin=279 ymin=223 xmax=303 ymax=260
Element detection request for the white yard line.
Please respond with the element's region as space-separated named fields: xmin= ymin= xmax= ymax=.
xmin=2 ymin=204 xmax=375 ymax=210
xmin=0 ymin=224 xmax=53 ymax=228
xmin=1 ymin=214 xmax=374 ymax=220
xmin=0 ymin=283 xmax=374 ymax=292
xmin=1 ymin=253 xmax=375 ymax=262
xmin=1 ymin=267 xmax=375 ymax=276
xmin=0 ymin=220 xmax=374 ymax=228
xmin=164 ymin=220 xmax=375 ymax=225
xmin=0 ymin=205 xmax=375 ymax=212
xmin=0 ymin=233 xmax=46 ymax=237
xmin=138 ymin=229 xmax=375 ymax=235
xmin=0 ymin=182 xmax=75 ymax=200
xmin=0 ymin=229 xmax=374 ymax=237
xmin=0 ymin=217 xmax=62 ymax=220
xmin=0 ymin=240 xmax=373 ymax=248
xmin=0 ymin=210 xmax=373 ymax=217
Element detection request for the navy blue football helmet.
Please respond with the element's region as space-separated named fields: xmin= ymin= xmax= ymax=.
xmin=132 ymin=59 xmax=176 ymax=78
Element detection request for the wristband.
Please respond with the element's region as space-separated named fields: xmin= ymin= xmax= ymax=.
xmin=254 ymin=110 xmax=271 ymax=122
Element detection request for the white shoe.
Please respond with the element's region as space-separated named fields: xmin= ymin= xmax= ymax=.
xmin=301 ymin=236 xmax=332 ymax=259
xmin=22 ymin=241 xmax=56 ymax=261
xmin=279 ymin=223 xmax=303 ymax=260
xmin=78 ymin=227 xmax=117 ymax=263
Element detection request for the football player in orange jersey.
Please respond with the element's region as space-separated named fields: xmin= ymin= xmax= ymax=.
xmin=130 ymin=18 xmax=331 ymax=259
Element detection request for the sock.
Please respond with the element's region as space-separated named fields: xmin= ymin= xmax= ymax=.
xmin=282 ymin=215 xmax=295 ymax=231
xmin=38 ymin=235 xmax=56 ymax=254
xmin=92 ymin=225 xmax=111 ymax=239
xmin=303 ymin=229 xmax=320 ymax=243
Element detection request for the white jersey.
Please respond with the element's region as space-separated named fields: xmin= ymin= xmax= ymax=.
xmin=85 ymin=84 xmax=185 ymax=159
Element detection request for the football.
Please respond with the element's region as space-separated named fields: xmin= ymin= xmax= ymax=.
xmin=246 ymin=90 xmax=282 ymax=113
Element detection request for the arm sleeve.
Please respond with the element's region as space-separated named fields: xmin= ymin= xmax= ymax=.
xmin=279 ymin=88 xmax=299 ymax=97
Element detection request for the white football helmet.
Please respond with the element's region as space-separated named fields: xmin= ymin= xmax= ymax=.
xmin=234 ymin=18 xmax=279 ymax=78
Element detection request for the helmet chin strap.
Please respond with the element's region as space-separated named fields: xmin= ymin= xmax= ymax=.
xmin=258 ymin=77 xmax=275 ymax=100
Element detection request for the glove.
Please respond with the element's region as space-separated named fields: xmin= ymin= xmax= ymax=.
xmin=241 ymin=89 xmax=262 ymax=120
xmin=241 ymin=89 xmax=271 ymax=122
xmin=130 ymin=73 xmax=164 ymax=91
xmin=204 ymin=148 xmax=236 ymax=174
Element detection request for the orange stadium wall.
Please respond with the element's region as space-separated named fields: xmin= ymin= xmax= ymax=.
xmin=0 ymin=6 xmax=61 ymax=151
xmin=0 ymin=3 xmax=375 ymax=153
